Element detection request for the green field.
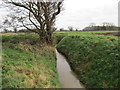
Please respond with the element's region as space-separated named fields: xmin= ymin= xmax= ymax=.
xmin=54 ymin=30 xmax=118 ymax=36
xmin=54 ymin=30 xmax=119 ymax=44
xmin=2 ymin=34 xmax=61 ymax=88
xmin=2 ymin=30 xmax=119 ymax=88
xmin=56 ymin=31 xmax=119 ymax=88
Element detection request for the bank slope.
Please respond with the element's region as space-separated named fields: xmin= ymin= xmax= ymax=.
xmin=2 ymin=34 xmax=61 ymax=88
xmin=56 ymin=35 xmax=119 ymax=88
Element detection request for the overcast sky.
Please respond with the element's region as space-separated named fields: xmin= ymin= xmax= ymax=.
xmin=56 ymin=0 xmax=119 ymax=30
xmin=0 ymin=0 xmax=119 ymax=30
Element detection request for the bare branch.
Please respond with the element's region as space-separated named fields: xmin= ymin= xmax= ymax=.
xmin=28 ymin=12 xmax=40 ymax=30
xmin=3 ymin=0 xmax=64 ymax=44
xmin=22 ymin=21 xmax=39 ymax=34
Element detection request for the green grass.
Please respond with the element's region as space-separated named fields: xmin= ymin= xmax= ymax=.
xmin=55 ymin=31 xmax=118 ymax=36
xmin=53 ymin=30 xmax=119 ymax=42
xmin=56 ymin=35 xmax=119 ymax=88
xmin=2 ymin=30 xmax=119 ymax=88
xmin=53 ymin=33 xmax=68 ymax=44
xmin=2 ymin=34 xmax=61 ymax=88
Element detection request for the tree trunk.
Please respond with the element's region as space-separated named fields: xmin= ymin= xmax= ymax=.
xmin=46 ymin=31 xmax=52 ymax=45
xmin=38 ymin=30 xmax=52 ymax=45
xmin=46 ymin=25 xmax=53 ymax=45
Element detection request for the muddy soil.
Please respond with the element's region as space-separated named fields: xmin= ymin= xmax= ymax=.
xmin=0 ymin=33 xmax=33 ymax=35
xmin=96 ymin=32 xmax=120 ymax=36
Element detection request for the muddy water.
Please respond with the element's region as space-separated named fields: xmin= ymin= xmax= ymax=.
xmin=56 ymin=49 xmax=85 ymax=88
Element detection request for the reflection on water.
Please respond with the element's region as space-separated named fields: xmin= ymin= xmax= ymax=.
xmin=56 ymin=49 xmax=85 ymax=88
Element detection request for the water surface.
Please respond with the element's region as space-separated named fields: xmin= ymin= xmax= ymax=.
xmin=56 ymin=50 xmax=85 ymax=88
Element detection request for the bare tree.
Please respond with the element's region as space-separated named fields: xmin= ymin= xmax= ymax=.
xmin=4 ymin=28 xmax=8 ymax=33
xmin=75 ymin=28 xmax=79 ymax=31
xmin=102 ymin=22 xmax=116 ymax=30
xmin=60 ymin=28 xmax=64 ymax=31
xmin=14 ymin=27 xmax=17 ymax=33
xmin=102 ymin=22 xmax=109 ymax=27
xmin=89 ymin=23 xmax=96 ymax=27
xmin=68 ymin=26 xmax=73 ymax=31
xmin=3 ymin=0 xmax=64 ymax=44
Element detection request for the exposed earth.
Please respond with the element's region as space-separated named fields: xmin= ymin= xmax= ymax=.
xmin=0 ymin=31 xmax=120 ymax=36
xmin=96 ymin=32 xmax=120 ymax=36
xmin=0 ymin=33 xmax=30 ymax=35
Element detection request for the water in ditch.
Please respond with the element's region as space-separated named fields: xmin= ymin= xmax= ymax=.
xmin=56 ymin=49 xmax=85 ymax=88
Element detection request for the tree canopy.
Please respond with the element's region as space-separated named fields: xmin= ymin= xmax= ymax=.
xmin=3 ymin=0 xmax=64 ymax=44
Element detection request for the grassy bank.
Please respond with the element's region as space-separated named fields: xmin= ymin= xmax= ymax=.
xmin=56 ymin=35 xmax=119 ymax=88
xmin=2 ymin=34 xmax=61 ymax=88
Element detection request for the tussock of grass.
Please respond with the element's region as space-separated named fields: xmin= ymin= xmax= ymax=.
xmin=2 ymin=34 xmax=61 ymax=88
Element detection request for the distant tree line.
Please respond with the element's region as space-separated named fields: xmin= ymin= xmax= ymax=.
xmin=83 ymin=26 xmax=120 ymax=31
xmin=3 ymin=28 xmax=37 ymax=33
xmin=59 ymin=26 xmax=80 ymax=31
xmin=83 ymin=22 xmax=120 ymax=31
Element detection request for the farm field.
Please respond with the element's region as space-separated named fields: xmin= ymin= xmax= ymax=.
xmin=1 ymin=0 xmax=119 ymax=88
xmin=54 ymin=30 xmax=119 ymax=36
xmin=56 ymin=30 xmax=119 ymax=88
xmin=2 ymin=34 xmax=61 ymax=88
xmin=1 ymin=30 xmax=119 ymax=88
xmin=54 ymin=30 xmax=119 ymax=44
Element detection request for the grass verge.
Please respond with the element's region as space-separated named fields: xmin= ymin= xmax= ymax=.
xmin=2 ymin=34 xmax=61 ymax=88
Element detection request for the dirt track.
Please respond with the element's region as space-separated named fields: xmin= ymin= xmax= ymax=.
xmin=0 ymin=33 xmax=32 ymax=35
